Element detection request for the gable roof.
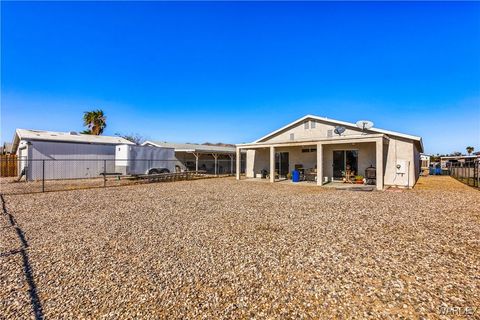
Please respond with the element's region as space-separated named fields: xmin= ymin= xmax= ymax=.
xmin=254 ymin=115 xmax=424 ymax=151
xmin=143 ymin=141 xmax=236 ymax=154
xmin=12 ymin=129 xmax=134 ymax=153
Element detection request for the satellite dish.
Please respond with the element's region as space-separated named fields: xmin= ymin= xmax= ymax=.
xmin=356 ymin=120 xmax=374 ymax=132
xmin=334 ymin=126 xmax=346 ymax=136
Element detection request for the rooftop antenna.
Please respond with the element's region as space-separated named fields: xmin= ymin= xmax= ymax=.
xmin=356 ymin=120 xmax=374 ymax=133
xmin=334 ymin=126 xmax=346 ymax=136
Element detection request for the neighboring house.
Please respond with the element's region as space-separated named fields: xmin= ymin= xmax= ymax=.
xmin=143 ymin=141 xmax=239 ymax=174
xmin=2 ymin=142 xmax=14 ymax=155
xmin=12 ymin=129 xmax=134 ymax=180
xmin=420 ymin=153 xmax=431 ymax=169
xmin=440 ymin=155 xmax=479 ymax=170
xmin=235 ymin=115 xmax=424 ymax=190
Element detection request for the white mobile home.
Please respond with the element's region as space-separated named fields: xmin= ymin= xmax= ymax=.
xmin=235 ymin=115 xmax=424 ymax=190
xmin=12 ymin=129 xmax=134 ymax=180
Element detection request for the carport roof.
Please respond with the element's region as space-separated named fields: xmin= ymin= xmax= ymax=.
xmin=143 ymin=141 xmax=236 ymax=154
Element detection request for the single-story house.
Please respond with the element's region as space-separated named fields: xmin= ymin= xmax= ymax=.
xmin=235 ymin=115 xmax=424 ymax=190
xmin=420 ymin=154 xmax=431 ymax=168
xmin=142 ymin=141 xmax=242 ymax=175
xmin=440 ymin=155 xmax=479 ymax=169
xmin=12 ymin=129 xmax=134 ymax=180
xmin=1 ymin=142 xmax=14 ymax=155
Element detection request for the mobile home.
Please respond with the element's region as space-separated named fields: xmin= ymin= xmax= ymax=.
xmin=12 ymin=129 xmax=134 ymax=180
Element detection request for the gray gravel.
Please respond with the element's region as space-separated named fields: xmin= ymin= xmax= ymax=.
xmin=1 ymin=176 xmax=479 ymax=318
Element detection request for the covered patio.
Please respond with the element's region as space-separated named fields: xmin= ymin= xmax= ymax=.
xmin=236 ymin=134 xmax=388 ymax=190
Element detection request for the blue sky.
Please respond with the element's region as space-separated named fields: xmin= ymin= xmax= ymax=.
xmin=1 ymin=1 xmax=479 ymax=154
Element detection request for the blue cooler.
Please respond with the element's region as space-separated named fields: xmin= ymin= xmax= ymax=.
xmin=292 ymin=170 xmax=300 ymax=182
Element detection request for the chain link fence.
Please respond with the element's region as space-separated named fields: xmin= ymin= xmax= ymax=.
xmin=449 ymin=159 xmax=479 ymax=189
xmin=0 ymin=157 xmax=246 ymax=195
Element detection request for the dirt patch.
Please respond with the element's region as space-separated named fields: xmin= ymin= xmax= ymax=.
xmin=414 ymin=175 xmax=475 ymax=191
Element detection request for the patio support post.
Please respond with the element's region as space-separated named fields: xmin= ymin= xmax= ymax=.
xmin=193 ymin=152 xmax=199 ymax=172
xmin=235 ymin=147 xmax=241 ymax=180
xmin=228 ymin=154 xmax=234 ymax=175
xmin=317 ymin=143 xmax=323 ymax=186
xmin=376 ymin=138 xmax=384 ymax=190
xmin=269 ymin=146 xmax=275 ymax=183
xmin=212 ymin=153 xmax=219 ymax=176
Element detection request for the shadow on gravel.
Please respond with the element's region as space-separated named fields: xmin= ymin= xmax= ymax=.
xmin=1 ymin=194 xmax=44 ymax=320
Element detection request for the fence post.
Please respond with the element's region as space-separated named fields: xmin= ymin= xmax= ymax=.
xmin=104 ymin=160 xmax=107 ymax=188
xmin=477 ymin=161 xmax=479 ymax=188
xmin=42 ymin=160 xmax=45 ymax=192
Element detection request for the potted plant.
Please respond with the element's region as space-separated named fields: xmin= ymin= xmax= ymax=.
xmin=355 ymin=175 xmax=364 ymax=184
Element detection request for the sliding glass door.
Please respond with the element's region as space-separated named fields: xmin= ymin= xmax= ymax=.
xmin=332 ymin=150 xmax=358 ymax=180
xmin=275 ymin=152 xmax=289 ymax=178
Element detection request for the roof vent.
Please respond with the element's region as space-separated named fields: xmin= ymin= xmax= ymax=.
xmin=69 ymin=131 xmax=78 ymax=135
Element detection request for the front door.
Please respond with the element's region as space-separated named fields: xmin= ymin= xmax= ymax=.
xmin=275 ymin=152 xmax=289 ymax=178
xmin=332 ymin=150 xmax=358 ymax=180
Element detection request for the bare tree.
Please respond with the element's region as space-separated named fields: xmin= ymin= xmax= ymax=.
xmin=115 ymin=133 xmax=146 ymax=145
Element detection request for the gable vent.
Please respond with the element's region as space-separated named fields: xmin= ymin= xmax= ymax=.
xmin=327 ymin=130 xmax=333 ymax=138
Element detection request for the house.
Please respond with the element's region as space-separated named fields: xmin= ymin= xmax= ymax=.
xmin=143 ymin=141 xmax=240 ymax=175
xmin=440 ymin=155 xmax=479 ymax=170
xmin=420 ymin=154 xmax=431 ymax=175
xmin=235 ymin=115 xmax=424 ymax=190
xmin=1 ymin=142 xmax=14 ymax=155
xmin=11 ymin=129 xmax=134 ymax=180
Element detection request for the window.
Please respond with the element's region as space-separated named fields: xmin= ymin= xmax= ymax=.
xmin=290 ymin=133 xmax=295 ymax=140
xmin=304 ymin=121 xmax=309 ymax=129
xmin=301 ymin=148 xmax=317 ymax=153
xmin=310 ymin=121 xmax=316 ymax=129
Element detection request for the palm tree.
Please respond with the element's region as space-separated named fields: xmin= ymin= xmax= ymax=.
xmin=466 ymin=146 xmax=474 ymax=155
xmin=82 ymin=110 xmax=107 ymax=135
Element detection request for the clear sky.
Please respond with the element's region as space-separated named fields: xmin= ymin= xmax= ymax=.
xmin=1 ymin=1 xmax=479 ymax=155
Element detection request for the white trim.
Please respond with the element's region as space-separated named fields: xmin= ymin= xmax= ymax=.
xmin=238 ymin=133 xmax=387 ymax=148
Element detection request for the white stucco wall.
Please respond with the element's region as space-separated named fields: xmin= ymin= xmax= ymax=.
xmin=321 ymin=142 xmax=376 ymax=181
xmin=246 ymin=149 xmax=269 ymax=178
xmin=383 ymin=137 xmax=418 ymax=187
xmin=260 ymin=119 xmax=367 ymax=142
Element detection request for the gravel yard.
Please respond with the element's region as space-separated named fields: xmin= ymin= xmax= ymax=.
xmin=1 ymin=176 xmax=479 ymax=318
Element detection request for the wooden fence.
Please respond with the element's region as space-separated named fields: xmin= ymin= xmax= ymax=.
xmin=0 ymin=155 xmax=18 ymax=177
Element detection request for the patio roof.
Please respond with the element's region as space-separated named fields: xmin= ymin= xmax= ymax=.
xmin=237 ymin=133 xmax=388 ymax=149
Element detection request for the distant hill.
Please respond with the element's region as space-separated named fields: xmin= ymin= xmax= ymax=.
xmin=202 ymin=142 xmax=236 ymax=147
